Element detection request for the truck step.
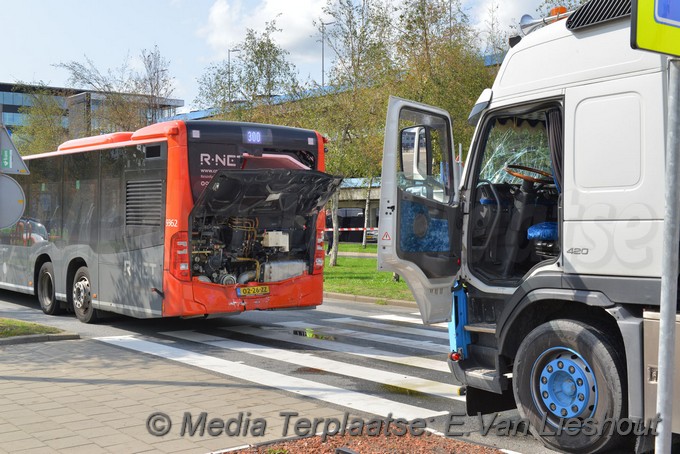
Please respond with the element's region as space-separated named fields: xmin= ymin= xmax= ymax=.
xmin=464 ymin=367 xmax=504 ymax=393
xmin=464 ymin=323 xmax=496 ymax=334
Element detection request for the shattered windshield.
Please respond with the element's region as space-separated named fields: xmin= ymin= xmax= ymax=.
xmin=479 ymin=116 xmax=551 ymax=184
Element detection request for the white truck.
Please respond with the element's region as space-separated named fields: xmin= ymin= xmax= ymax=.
xmin=378 ymin=0 xmax=677 ymax=452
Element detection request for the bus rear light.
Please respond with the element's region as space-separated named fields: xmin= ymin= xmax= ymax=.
xmin=170 ymin=231 xmax=191 ymax=281
xmin=312 ymin=230 xmax=325 ymax=274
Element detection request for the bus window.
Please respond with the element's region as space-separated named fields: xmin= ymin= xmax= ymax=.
xmin=64 ymin=152 xmax=99 ymax=245
xmin=28 ymin=158 xmax=62 ymax=241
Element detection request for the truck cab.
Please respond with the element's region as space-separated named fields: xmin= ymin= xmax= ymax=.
xmin=378 ymin=2 xmax=673 ymax=452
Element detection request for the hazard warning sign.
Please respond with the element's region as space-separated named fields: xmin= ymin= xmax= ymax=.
xmin=381 ymin=232 xmax=391 ymax=241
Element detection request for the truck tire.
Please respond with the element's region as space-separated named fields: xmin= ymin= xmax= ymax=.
xmin=513 ymin=319 xmax=627 ymax=453
xmin=37 ymin=262 xmax=61 ymax=315
xmin=71 ymin=266 xmax=98 ymax=324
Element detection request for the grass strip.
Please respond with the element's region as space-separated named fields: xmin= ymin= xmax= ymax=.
xmin=323 ymin=256 xmax=413 ymax=301
xmin=0 ymin=318 xmax=62 ymax=338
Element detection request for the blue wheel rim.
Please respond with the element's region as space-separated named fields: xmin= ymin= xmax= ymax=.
xmin=530 ymin=346 xmax=598 ymax=426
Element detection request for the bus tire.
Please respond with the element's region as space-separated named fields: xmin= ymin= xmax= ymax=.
xmin=71 ymin=266 xmax=98 ymax=324
xmin=513 ymin=319 xmax=627 ymax=454
xmin=37 ymin=262 xmax=61 ymax=315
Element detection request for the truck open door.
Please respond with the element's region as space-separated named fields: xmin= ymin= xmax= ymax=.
xmin=378 ymin=97 xmax=461 ymax=324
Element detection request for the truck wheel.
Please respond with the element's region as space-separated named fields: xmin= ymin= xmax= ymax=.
xmin=71 ymin=266 xmax=98 ymax=324
xmin=513 ymin=319 xmax=627 ymax=453
xmin=37 ymin=262 xmax=61 ymax=315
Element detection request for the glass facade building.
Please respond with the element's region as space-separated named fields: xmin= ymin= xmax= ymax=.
xmin=0 ymin=82 xmax=183 ymax=135
xmin=0 ymin=83 xmax=72 ymax=131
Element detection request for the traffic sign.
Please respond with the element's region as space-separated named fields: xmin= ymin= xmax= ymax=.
xmin=0 ymin=125 xmax=29 ymax=175
xmin=0 ymin=174 xmax=26 ymax=229
xmin=632 ymin=0 xmax=680 ymax=57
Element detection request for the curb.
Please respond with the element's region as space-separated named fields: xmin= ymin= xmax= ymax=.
xmin=0 ymin=332 xmax=81 ymax=346
xmin=323 ymin=291 xmax=417 ymax=308
xmin=336 ymin=252 xmax=376 ymax=258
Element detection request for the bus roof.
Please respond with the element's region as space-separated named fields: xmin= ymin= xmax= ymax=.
xmin=58 ymin=121 xmax=184 ymax=152
xmin=57 ymin=132 xmax=134 ymax=151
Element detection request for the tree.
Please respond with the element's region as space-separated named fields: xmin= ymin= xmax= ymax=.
xmin=196 ymin=19 xmax=299 ymax=121
xmin=322 ymin=0 xmax=396 ymax=90
xmin=57 ymin=55 xmax=145 ymax=133
xmin=395 ymin=0 xmax=495 ymax=157
xmin=137 ymin=45 xmax=176 ymax=124
xmin=483 ymin=0 xmax=509 ymax=61
xmin=57 ymin=46 xmax=175 ymax=134
xmin=11 ymin=83 xmax=69 ymax=156
xmin=237 ymin=20 xmax=299 ymax=108
xmin=195 ymin=61 xmax=232 ymax=114
xmin=316 ymin=0 xmax=398 ymax=255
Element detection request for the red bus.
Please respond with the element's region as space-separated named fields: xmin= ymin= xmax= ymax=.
xmin=0 ymin=120 xmax=340 ymax=323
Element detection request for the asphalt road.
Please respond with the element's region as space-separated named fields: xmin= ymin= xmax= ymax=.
xmin=0 ymin=289 xmax=553 ymax=453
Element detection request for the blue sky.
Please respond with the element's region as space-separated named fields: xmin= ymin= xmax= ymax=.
xmin=3 ymin=0 xmax=541 ymax=112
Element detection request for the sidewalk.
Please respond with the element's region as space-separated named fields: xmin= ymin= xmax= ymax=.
xmin=0 ymin=339 xmax=350 ymax=454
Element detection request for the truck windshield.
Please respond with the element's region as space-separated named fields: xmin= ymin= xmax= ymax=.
xmin=479 ymin=117 xmax=551 ymax=184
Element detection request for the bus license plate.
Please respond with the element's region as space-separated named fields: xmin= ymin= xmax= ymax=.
xmin=237 ymin=286 xmax=270 ymax=296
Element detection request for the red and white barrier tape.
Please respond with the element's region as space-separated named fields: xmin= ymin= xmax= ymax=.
xmin=323 ymin=227 xmax=378 ymax=231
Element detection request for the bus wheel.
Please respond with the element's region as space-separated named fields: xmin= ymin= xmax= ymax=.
xmin=513 ymin=319 xmax=627 ymax=454
xmin=37 ymin=262 xmax=61 ymax=315
xmin=71 ymin=267 xmax=98 ymax=324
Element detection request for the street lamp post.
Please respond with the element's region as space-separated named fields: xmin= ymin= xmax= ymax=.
xmin=228 ymin=48 xmax=241 ymax=108
xmin=320 ymin=21 xmax=335 ymax=88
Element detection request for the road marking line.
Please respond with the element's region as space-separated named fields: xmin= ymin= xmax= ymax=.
xmin=370 ymin=314 xmax=449 ymax=329
xmin=162 ymin=330 xmax=464 ymax=401
xmin=274 ymin=322 xmax=449 ymax=354
xmin=322 ymin=317 xmax=449 ymax=340
xmin=222 ymin=325 xmax=450 ymax=373
xmin=96 ymin=335 xmax=448 ymax=419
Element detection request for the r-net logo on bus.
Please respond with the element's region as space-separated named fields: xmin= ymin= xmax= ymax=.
xmin=189 ymin=144 xmax=241 ymax=201
xmin=199 ymin=153 xmax=239 ymax=167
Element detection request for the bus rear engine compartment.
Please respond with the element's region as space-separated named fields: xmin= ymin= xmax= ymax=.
xmin=191 ymin=216 xmax=307 ymax=285
xmin=189 ymin=169 xmax=342 ymax=287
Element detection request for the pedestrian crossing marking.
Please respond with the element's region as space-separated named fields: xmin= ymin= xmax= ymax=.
xmin=275 ymin=322 xmax=449 ymax=354
xmin=161 ymin=330 xmax=464 ymax=401
xmin=95 ymin=335 xmax=448 ymax=420
xmin=323 ymin=317 xmax=449 ymax=340
xmin=370 ymin=314 xmax=449 ymax=329
xmin=223 ymin=325 xmax=450 ymax=373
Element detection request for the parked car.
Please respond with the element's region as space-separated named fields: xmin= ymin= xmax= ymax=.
xmin=366 ymin=229 xmax=378 ymax=242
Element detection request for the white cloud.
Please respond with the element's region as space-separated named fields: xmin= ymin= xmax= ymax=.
xmin=198 ymin=0 xmax=248 ymax=60
xmin=466 ymin=0 xmax=542 ymax=31
xmin=199 ymin=0 xmax=329 ymax=61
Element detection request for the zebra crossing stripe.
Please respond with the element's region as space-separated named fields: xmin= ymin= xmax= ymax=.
xmin=322 ymin=317 xmax=449 ymax=340
xmin=162 ymin=330 xmax=464 ymax=402
xmin=222 ymin=325 xmax=451 ymax=373
xmin=370 ymin=314 xmax=450 ymax=329
xmin=274 ymin=322 xmax=449 ymax=354
xmin=95 ymin=335 xmax=447 ymax=420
